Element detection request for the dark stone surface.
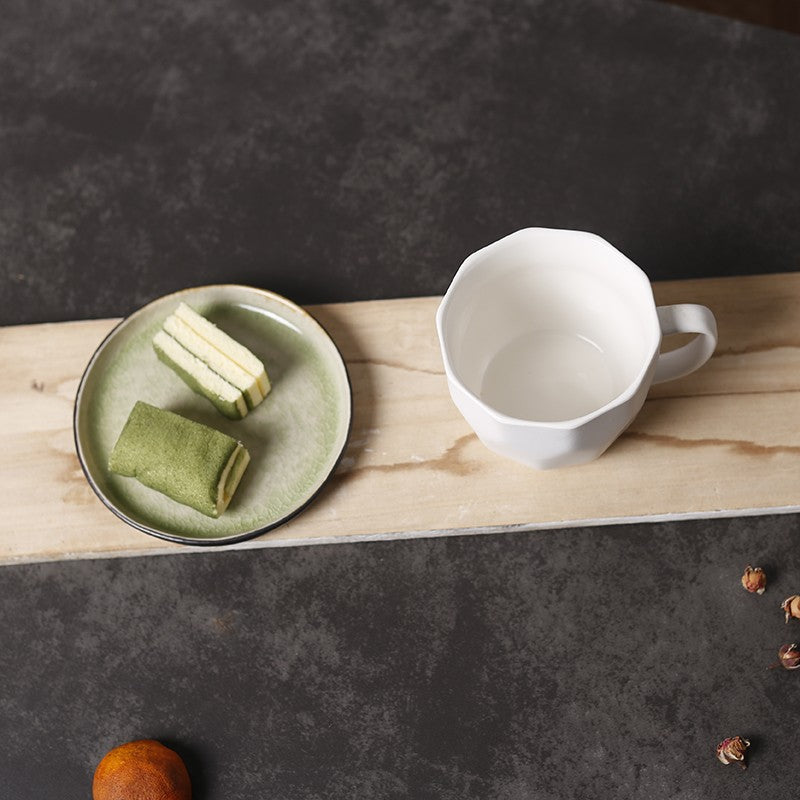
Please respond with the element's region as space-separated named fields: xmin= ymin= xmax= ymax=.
xmin=2 ymin=514 xmax=799 ymax=798
xmin=1 ymin=0 xmax=799 ymax=325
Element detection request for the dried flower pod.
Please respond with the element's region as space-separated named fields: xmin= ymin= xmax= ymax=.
xmin=716 ymin=736 xmax=750 ymax=769
xmin=781 ymin=595 xmax=800 ymax=623
xmin=741 ymin=565 xmax=766 ymax=594
xmin=777 ymin=643 xmax=800 ymax=670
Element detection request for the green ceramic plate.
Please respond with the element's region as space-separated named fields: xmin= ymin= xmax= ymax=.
xmin=74 ymin=285 xmax=352 ymax=545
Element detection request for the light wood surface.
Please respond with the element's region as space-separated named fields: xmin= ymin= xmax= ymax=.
xmin=1 ymin=273 xmax=798 ymax=565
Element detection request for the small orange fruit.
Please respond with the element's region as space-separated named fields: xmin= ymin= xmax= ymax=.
xmin=92 ymin=739 xmax=191 ymax=800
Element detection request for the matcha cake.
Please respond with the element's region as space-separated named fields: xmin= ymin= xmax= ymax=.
xmin=153 ymin=302 xmax=270 ymax=418
xmin=163 ymin=314 xmax=264 ymax=408
xmin=109 ymin=401 xmax=251 ymax=518
xmin=153 ymin=330 xmax=248 ymax=420
xmin=174 ymin=302 xmax=270 ymax=397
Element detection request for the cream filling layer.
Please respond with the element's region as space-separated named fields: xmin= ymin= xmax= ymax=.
xmin=215 ymin=443 xmax=251 ymax=516
xmin=175 ymin=302 xmax=270 ymax=397
xmin=153 ymin=330 xmax=248 ymax=418
xmin=164 ymin=314 xmax=264 ymax=407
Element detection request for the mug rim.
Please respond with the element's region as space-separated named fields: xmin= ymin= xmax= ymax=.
xmin=435 ymin=227 xmax=661 ymax=430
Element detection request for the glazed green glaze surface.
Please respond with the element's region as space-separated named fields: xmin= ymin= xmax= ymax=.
xmin=75 ymin=286 xmax=351 ymax=543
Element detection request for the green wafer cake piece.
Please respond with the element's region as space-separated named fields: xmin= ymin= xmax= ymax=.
xmin=153 ymin=330 xmax=248 ymax=419
xmin=109 ymin=401 xmax=251 ymax=517
xmin=174 ymin=302 xmax=271 ymax=397
xmin=163 ymin=314 xmax=264 ymax=408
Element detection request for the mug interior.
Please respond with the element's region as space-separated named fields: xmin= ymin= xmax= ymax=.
xmin=440 ymin=230 xmax=660 ymax=423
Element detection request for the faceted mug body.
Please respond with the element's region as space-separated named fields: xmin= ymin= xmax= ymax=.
xmin=435 ymin=228 xmax=716 ymax=469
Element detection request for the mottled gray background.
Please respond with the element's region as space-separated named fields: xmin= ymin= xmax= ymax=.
xmin=2 ymin=516 xmax=800 ymax=799
xmin=1 ymin=0 xmax=798 ymax=325
xmin=2 ymin=0 xmax=800 ymax=797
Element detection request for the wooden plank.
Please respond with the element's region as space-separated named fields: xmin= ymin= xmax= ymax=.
xmin=1 ymin=273 xmax=798 ymax=565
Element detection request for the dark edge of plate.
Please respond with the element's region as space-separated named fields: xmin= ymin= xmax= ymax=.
xmin=72 ymin=284 xmax=354 ymax=548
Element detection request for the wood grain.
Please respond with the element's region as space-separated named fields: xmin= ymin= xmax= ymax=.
xmin=1 ymin=273 xmax=798 ymax=565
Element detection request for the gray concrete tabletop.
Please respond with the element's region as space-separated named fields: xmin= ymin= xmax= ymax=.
xmin=1 ymin=0 xmax=799 ymax=326
xmin=1 ymin=1 xmax=799 ymax=798
xmin=3 ymin=516 xmax=800 ymax=798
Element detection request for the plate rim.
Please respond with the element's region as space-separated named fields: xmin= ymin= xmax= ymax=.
xmin=73 ymin=283 xmax=353 ymax=547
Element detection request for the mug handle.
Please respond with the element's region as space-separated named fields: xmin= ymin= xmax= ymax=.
xmin=652 ymin=304 xmax=718 ymax=384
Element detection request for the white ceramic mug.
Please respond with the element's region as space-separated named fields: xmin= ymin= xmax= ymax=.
xmin=435 ymin=228 xmax=718 ymax=469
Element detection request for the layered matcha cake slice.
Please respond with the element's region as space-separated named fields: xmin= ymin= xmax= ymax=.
xmin=163 ymin=314 xmax=264 ymax=408
xmin=174 ymin=302 xmax=270 ymax=397
xmin=153 ymin=330 xmax=248 ymax=420
xmin=109 ymin=401 xmax=251 ymax=517
xmin=153 ymin=302 xmax=270 ymax=418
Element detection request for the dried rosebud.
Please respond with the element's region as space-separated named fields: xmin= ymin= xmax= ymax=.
xmin=778 ymin=643 xmax=800 ymax=670
xmin=741 ymin=565 xmax=766 ymax=594
xmin=781 ymin=595 xmax=800 ymax=623
xmin=716 ymin=736 xmax=750 ymax=769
